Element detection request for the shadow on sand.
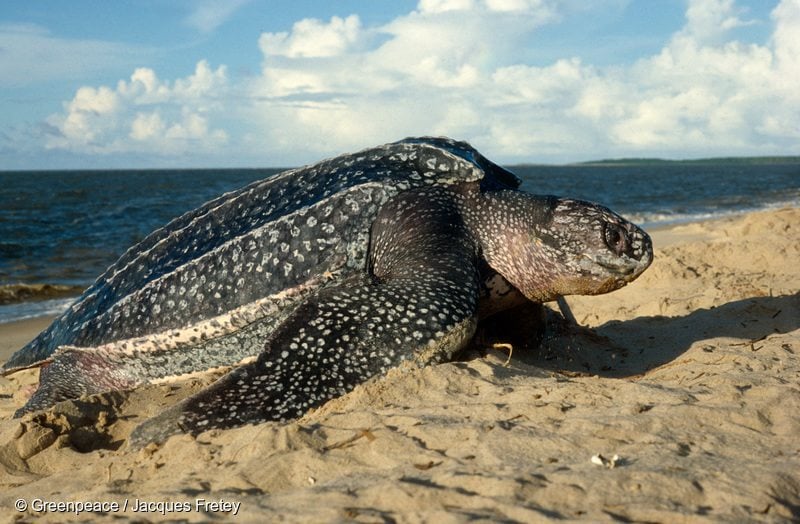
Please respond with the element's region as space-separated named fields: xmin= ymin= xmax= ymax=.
xmin=477 ymin=293 xmax=799 ymax=378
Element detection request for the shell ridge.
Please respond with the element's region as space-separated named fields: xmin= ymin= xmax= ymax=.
xmin=30 ymin=139 xmax=484 ymax=341
xmin=65 ymin=181 xmax=393 ymax=345
xmin=8 ymin=138 xmax=496 ymax=405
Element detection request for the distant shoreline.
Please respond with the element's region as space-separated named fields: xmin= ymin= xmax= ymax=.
xmin=3 ymin=156 xmax=800 ymax=173
xmin=511 ymin=155 xmax=800 ymax=168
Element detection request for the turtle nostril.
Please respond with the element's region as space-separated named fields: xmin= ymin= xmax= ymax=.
xmin=604 ymin=223 xmax=627 ymax=256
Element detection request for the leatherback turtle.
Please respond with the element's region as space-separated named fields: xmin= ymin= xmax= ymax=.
xmin=2 ymin=137 xmax=652 ymax=445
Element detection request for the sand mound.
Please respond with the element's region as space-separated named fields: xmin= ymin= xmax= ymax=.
xmin=1 ymin=208 xmax=798 ymax=522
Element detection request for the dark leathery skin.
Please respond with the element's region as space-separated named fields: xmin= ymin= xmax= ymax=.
xmin=3 ymin=138 xmax=500 ymax=373
xmin=129 ymin=187 xmax=481 ymax=445
xmin=3 ymin=137 xmax=653 ymax=445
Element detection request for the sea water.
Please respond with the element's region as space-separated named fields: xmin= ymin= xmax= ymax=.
xmin=1 ymin=162 xmax=798 ymax=323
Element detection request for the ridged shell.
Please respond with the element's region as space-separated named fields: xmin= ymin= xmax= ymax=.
xmin=3 ymin=137 xmax=520 ymax=373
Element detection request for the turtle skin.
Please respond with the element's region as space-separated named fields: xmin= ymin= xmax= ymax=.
xmin=2 ymin=138 xmax=653 ymax=446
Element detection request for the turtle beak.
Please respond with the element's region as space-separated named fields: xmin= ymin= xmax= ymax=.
xmin=627 ymin=226 xmax=653 ymax=278
xmin=628 ymin=224 xmax=652 ymax=266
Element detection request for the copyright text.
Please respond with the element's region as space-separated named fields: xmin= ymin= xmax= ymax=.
xmin=14 ymin=498 xmax=241 ymax=516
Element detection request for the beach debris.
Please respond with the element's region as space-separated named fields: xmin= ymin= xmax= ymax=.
xmin=590 ymin=453 xmax=621 ymax=469
xmin=413 ymin=460 xmax=442 ymax=470
xmin=323 ymin=429 xmax=377 ymax=451
xmin=492 ymin=343 xmax=514 ymax=366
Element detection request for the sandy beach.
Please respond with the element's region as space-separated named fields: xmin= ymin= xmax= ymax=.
xmin=0 ymin=207 xmax=798 ymax=522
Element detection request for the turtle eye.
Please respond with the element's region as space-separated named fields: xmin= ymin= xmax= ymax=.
xmin=604 ymin=223 xmax=628 ymax=256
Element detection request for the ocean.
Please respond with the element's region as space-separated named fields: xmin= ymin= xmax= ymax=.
xmin=1 ymin=162 xmax=798 ymax=324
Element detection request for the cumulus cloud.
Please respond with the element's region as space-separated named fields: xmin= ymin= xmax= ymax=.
xmin=681 ymin=0 xmax=755 ymax=44
xmin=260 ymin=15 xmax=362 ymax=58
xmin=247 ymin=1 xmax=559 ymax=155
xmin=244 ymin=0 xmax=799 ymax=161
xmin=600 ymin=0 xmax=799 ymax=153
xmin=38 ymin=0 xmax=800 ymax=165
xmin=46 ymin=60 xmax=229 ymax=155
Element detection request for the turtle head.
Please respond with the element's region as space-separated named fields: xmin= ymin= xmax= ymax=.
xmin=474 ymin=192 xmax=653 ymax=302
xmin=537 ymin=197 xmax=653 ymax=299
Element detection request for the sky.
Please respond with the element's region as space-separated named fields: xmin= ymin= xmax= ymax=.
xmin=1 ymin=0 xmax=798 ymax=169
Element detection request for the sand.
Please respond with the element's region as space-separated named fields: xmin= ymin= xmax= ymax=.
xmin=0 ymin=207 xmax=798 ymax=522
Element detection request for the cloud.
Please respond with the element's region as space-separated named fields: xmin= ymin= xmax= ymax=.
xmin=244 ymin=0 xmax=799 ymax=162
xmin=247 ymin=2 xmax=560 ymax=156
xmin=45 ymin=60 xmax=229 ymax=155
xmin=418 ymin=0 xmax=554 ymax=13
xmin=681 ymin=0 xmax=754 ymax=44
xmin=0 ymin=23 xmax=150 ymax=88
xmin=35 ymin=0 xmax=800 ymax=165
xmin=772 ymin=0 xmax=800 ymax=83
xmin=601 ymin=0 xmax=799 ymax=153
xmin=260 ymin=15 xmax=362 ymax=58
xmin=185 ymin=0 xmax=251 ymax=33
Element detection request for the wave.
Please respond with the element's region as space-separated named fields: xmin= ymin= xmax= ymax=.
xmin=0 ymin=283 xmax=83 ymax=306
xmin=0 ymin=297 xmax=73 ymax=325
xmin=0 ymin=284 xmax=81 ymax=325
xmin=628 ymin=199 xmax=800 ymax=229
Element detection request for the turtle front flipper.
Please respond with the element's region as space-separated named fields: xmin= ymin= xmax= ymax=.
xmin=129 ymin=187 xmax=481 ymax=447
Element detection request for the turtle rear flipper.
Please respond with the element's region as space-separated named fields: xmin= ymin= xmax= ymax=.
xmin=13 ymin=348 xmax=140 ymax=417
xmin=129 ymin=188 xmax=481 ymax=446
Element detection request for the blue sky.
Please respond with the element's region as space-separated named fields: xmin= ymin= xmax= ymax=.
xmin=1 ymin=0 xmax=797 ymax=169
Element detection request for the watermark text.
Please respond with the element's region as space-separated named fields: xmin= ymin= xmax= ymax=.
xmin=14 ymin=497 xmax=241 ymax=516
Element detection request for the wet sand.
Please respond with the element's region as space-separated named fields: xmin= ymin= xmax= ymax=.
xmin=1 ymin=207 xmax=798 ymax=522
xmin=0 ymin=317 xmax=54 ymax=361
